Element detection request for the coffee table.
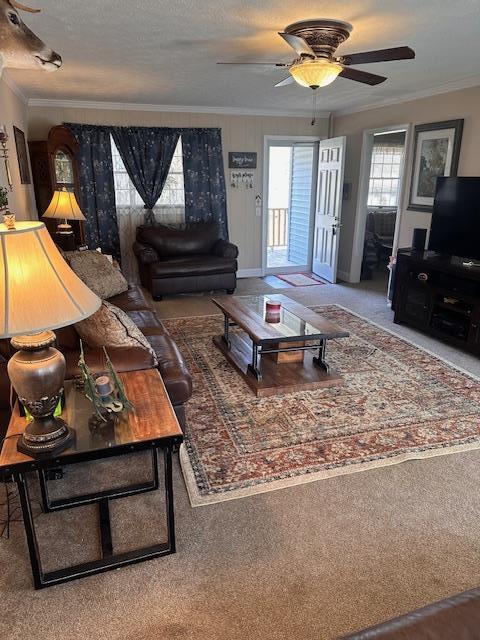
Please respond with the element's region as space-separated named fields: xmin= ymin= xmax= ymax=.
xmin=0 ymin=368 xmax=183 ymax=589
xmin=211 ymin=294 xmax=349 ymax=397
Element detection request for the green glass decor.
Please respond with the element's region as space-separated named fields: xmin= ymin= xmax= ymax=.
xmin=78 ymin=341 xmax=133 ymax=420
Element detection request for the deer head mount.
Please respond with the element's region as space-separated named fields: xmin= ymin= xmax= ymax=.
xmin=0 ymin=0 xmax=62 ymax=73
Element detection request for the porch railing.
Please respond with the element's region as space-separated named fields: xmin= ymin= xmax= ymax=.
xmin=268 ymin=208 xmax=289 ymax=249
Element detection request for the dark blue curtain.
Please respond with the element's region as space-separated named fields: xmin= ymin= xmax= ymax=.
xmin=181 ymin=128 xmax=228 ymax=239
xmin=111 ymin=127 xmax=180 ymax=223
xmin=65 ymin=123 xmax=120 ymax=261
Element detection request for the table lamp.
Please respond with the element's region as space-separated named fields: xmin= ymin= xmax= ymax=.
xmin=42 ymin=188 xmax=86 ymax=235
xmin=0 ymin=219 xmax=101 ymax=456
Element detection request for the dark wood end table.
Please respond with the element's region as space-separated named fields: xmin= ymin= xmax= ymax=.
xmin=0 ymin=368 xmax=183 ymax=589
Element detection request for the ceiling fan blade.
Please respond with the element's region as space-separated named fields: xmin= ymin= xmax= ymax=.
xmin=217 ymin=62 xmax=289 ymax=67
xmin=340 ymin=46 xmax=415 ymax=66
xmin=274 ymin=76 xmax=295 ymax=87
xmin=339 ymin=67 xmax=387 ymax=85
xmin=278 ymin=32 xmax=315 ymax=58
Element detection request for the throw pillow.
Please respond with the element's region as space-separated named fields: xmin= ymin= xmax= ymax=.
xmin=75 ymin=301 xmax=158 ymax=365
xmin=66 ymin=250 xmax=128 ymax=299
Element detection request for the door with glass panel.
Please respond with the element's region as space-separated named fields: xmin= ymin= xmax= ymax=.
xmin=265 ymin=140 xmax=318 ymax=273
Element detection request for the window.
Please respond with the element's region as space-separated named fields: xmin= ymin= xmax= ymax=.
xmin=367 ymin=142 xmax=404 ymax=207
xmin=111 ymin=136 xmax=185 ymax=208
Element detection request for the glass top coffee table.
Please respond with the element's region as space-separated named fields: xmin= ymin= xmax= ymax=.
xmin=211 ymin=294 xmax=349 ymax=396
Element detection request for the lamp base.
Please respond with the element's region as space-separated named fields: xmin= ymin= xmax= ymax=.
xmin=57 ymin=220 xmax=74 ymax=235
xmin=7 ymin=331 xmax=75 ymax=459
xmin=17 ymin=416 xmax=75 ymax=456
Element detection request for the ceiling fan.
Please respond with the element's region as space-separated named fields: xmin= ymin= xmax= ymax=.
xmin=218 ymin=19 xmax=415 ymax=90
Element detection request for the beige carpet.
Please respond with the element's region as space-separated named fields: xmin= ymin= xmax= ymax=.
xmin=1 ymin=279 xmax=480 ymax=640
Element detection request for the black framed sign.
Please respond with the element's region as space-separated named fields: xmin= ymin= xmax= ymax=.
xmin=228 ymin=152 xmax=257 ymax=169
xmin=407 ymin=119 xmax=464 ymax=212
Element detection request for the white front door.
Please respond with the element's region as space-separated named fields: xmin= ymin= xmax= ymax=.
xmin=312 ymin=136 xmax=346 ymax=283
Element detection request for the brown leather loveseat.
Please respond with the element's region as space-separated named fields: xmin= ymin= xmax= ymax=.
xmin=133 ymin=222 xmax=238 ymax=300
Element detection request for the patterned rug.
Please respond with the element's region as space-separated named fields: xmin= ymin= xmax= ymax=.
xmin=164 ymin=305 xmax=480 ymax=506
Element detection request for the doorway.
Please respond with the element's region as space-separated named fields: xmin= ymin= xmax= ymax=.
xmin=350 ymin=125 xmax=410 ymax=293
xmin=263 ymin=137 xmax=319 ymax=274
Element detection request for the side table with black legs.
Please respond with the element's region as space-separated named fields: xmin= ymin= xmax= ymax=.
xmin=0 ymin=368 xmax=183 ymax=589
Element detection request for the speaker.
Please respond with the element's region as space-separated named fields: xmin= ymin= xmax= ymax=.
xmin=412 ymin=228 xmax=427 ymax=251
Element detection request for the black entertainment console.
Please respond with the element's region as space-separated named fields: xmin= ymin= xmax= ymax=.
xmin=393 ymin=250 xmax=480 ymax=355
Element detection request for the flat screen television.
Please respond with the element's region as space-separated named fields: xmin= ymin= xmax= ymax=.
xmin=428 ymin=177 xmax=480 ymax=260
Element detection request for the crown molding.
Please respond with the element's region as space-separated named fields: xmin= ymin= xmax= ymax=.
xmin=22 ymin=74 xmax=480 ymax=119
xmin=27 ymin=97 xmax=331 ymax=119
xmin=335 ymin=74 xmax=480 ymax=117
xmin=1 ymin=71 xmax=28 ymax=104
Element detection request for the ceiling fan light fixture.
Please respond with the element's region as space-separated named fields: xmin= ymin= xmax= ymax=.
xmin=289 ymin=59 xmax=343 ymax=89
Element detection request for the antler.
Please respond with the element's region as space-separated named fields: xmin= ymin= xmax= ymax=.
xmin=8 ymin=1 xmax=41 ymax=12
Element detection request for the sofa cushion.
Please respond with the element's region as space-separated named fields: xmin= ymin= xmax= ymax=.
xmin=66 ymin=250 xmax=128 ymax=299
xmin=56 ymin=324 xmax=81 ymax=351
xmin=125 ymin=309 xmax=165 ymax=334
xmin=151 ymin=255 xmax=237 ymax=278
xmin=107 ymin=285 xmax=151 ymax=312
xmin=137 ymin=222 xmax=219 ymax=257
xmin=75 ymin=301 xmax=158 ymax=365
xmin=63 ymin=346 xmax=157 ymax=379
xmin=146 ymin=334 xmax=192 ymax=405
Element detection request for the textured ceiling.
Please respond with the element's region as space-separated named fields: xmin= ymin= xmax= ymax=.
xmin=6 ymin=0 xmax=480 ymax=115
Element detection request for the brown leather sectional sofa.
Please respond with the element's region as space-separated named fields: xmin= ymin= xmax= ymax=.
xmin=0 ymin=285 xmax=192 ymax=435
xmin=133 ymin=221 xmax=238 ymax=299
xmin=0 ymin=358 xmax=11 ymax=440
xmin=342 ymin=586 xmax=480 ymax=639
xmin=54 ymin=284 xmax=192 ymax=429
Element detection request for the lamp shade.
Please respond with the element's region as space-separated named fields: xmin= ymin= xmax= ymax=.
xmin=289 ymin=59 xmax=343 ymax=89
xmin=43 ymin=189 xmax=86 ymax=221
xmin=0 ymin=221 xmax=100 ymax=337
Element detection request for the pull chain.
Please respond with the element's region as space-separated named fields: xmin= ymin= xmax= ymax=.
xmin=311 ymin=90 xmax=317 ymax=126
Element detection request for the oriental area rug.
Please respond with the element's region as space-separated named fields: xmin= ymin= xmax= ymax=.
xmin=163 ymin=305 xmax=480 ymax=506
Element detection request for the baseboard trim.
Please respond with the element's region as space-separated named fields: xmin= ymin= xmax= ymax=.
xmin=237 ymin=268 xmax=263 ymax=278
xmin=337 ymin=269 xmax=353 ymax=283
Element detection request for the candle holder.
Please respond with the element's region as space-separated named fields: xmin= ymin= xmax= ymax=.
xmin=265 ymin=300 xmax=282 ymax=323
xmin=78 ymin=341 xmax=134 ymax=420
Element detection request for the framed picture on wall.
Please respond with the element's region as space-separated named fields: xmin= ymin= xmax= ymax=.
xmin=407 ymin=119 xmax=463 ymax=212
xmin=13 ymin=125 xmax=31 ymax=185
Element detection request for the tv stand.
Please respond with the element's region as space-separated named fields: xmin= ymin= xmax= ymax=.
xmin=393 ymin=250 xmax=480 ymax=355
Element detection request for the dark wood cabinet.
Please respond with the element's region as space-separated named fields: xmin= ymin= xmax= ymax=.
xmin=29 ymin=125 xmax=84 ymax=250
xmin=393 ymin=250 xmax=480 ymax=355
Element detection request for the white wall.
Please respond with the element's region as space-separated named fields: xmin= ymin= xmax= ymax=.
xmin=0 ymin=74 xmax=36 ymax=220
xmin=333 ymin=85 xmax=480 ymax=277
xmin=28 ymin=104 xmax=328 ymax=273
